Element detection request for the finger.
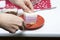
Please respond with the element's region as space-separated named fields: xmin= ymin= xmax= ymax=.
xmin=6 ymin=25 xmax=18 ymax=33
xmin=11 ymin=25 xmax=19 ymax=31
xmin=11 ymin=19 xmax=23 ymax=28
xmin=9 ymin=16 xmax=24 ymax=26
xmin=18 ymin=17 xmax=24 ymax=22
xmin=2 ymin=26 xmax=17 ymax=33
xmin=16 ymin=17 xmax=24 ymax=26
xmin=12 ymin=20 xmax=24 ymax=30
xmin=13 ymin=24 xmax=23 ymax=30
xmin=26 ymin=0 xmax=34 ymax=12
xmin=8 ymin=28 xmax=17 ymax=33
xmin=19 ymin=2 xmax=31 ymax=13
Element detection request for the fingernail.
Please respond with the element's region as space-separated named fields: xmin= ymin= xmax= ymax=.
xmin=28 ymin=11 xmax=32 ymax=13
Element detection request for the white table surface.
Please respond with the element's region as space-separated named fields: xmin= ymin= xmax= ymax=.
xmin=0 ymin=0 xmax=60 ymax=37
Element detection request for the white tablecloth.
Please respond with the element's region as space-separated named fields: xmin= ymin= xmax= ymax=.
xmin=0 ymin=0 xmax=60 ymax=37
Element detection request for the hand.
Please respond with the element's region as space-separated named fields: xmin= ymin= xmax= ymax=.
xmin=0 ymin=13 xmax=24 ymax=33
xmin=9 ymin=0 xmax=34 ymax=12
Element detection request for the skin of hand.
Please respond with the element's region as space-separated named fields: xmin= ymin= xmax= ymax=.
xmin=0 ymin=13 xmax=24 ymax=33
xmin=9 ymin=0 xmax=34 ymax=12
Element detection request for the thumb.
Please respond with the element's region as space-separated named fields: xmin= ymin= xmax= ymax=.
xmin=19 ymin=3 xmax=31 ymax=13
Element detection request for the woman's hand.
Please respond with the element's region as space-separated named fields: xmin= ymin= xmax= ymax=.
xmin=10 ymin=0 xmax=34 ymax=12
xmin=0 ymin=13 xmax=24 ymax=33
